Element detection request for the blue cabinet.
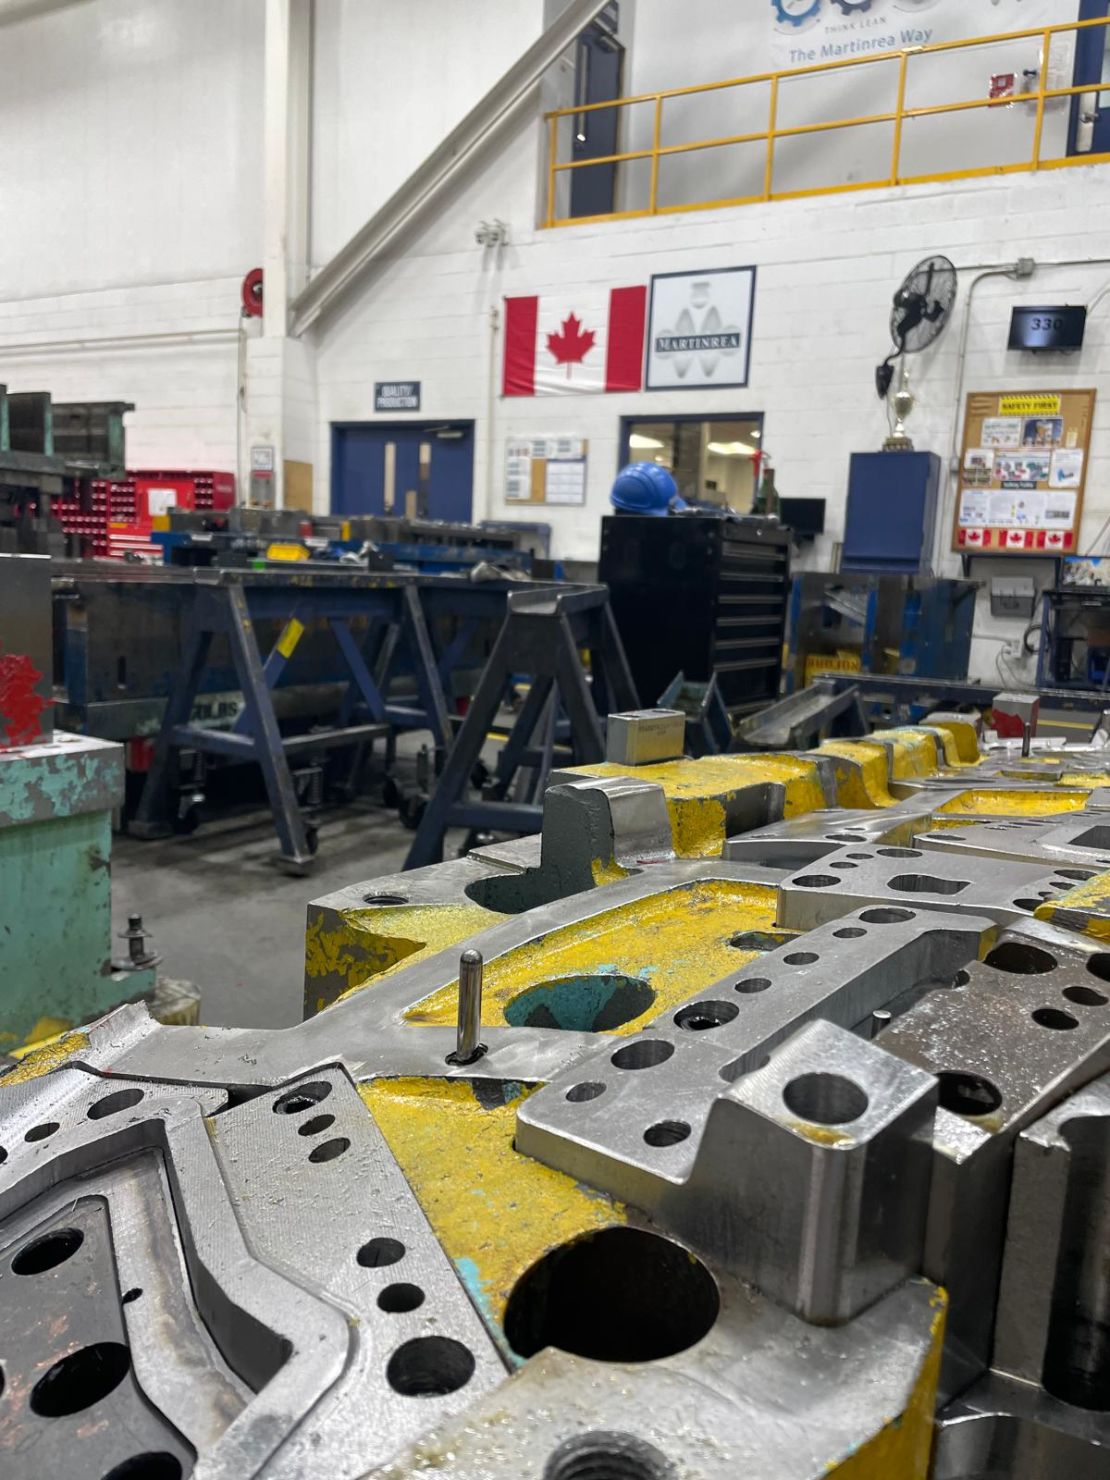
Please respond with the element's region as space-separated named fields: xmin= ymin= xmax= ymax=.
xmin=842 ymin=451 xmax=941 ymax=574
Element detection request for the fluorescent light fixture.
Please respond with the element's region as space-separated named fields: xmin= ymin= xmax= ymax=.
xmin=708 ymin=440 xmax=757 ymax=457
xmin=630 ymin=433 xmax=666 ymax=451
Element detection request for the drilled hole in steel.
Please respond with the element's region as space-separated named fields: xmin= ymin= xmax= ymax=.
xmin=100 ymin=1455 xmax=183 ymax=1480
xmin=308 ymin=1136 xmax=350 ymax=1163
xmin=24 ymin=1122 xmax=60 ymax=1143
xmin=734 ymin=977 xmax=772 ymax=994
xmin=30 ymin=1341 xmax=131 ymax=1417
xmin=782 ymin=1073 xmax=868 ymax=1126
xmin=643 ymin=1120 xmax=691 ymax=1148
xmin=1054 ymin=869 xmax=1095 ymax=882
xmin=505 ymin=974 xmax=654 ymax=1033
xmin=952 ymin=969 xmax=972 ymax=987
xmin=674 ymin=1001 xmax=739 ymax=1032
xmin=1032 ymin=1007 xmax=1079 ymax=1031
xmin=357 ymin=1237 xmax=405 ymax=1268
xmin=87 ymin=1088 xmax=145 ymax=1121
xmin=793 ymin=874 xmax=838 ymax=888
xmin=825 ymin=833 xmax=866 ymax=843
xmin=273 ymin=1081 xmax=332 ymax=1115
xmin=543 ymin=1432 xmax=676 ymax=1480
xmin=378 ymin=1282 xmax=425 ymax=1313
xmin=985 ymin=942 xmax=1058 ymax=975
xmin=783 ymin=952 xmax=818 ymax=966
xmin=833 ymin=927 xmax=866 ymax=939
xmin=859 ymin=908 xmax=915 ymax=924
xmin=610 ymin=1040 xmax=674 ymax=1071
xmin=845 ymin=853 xmax=873 ymax=860
xmin=13 ymin=1228 xmax=84 ymax=1276
xmin=0 ymin=1147 xmax=6 ymax=1165
xmin=887 ymin=874 xmax=968 ymax=896
xmin=503 ymin=1228 xmax=718 ymax=1363
xmin=877 ymin=847 xmax=922 ymax=858
xmin=937 ymin=1071 xmax=1003 ymax=1118
xmin=362 ymin=893 xmax=408 ymax=905
xmin=1064 ymin=985 xmax=1109 ymax=1007
xmin=297 ymin=1114 xmax=336 ymax=1137
xmin=566 ymin=1082 xmax=606 ymax=1103
xmin=829 ymin=861 xmax=858 ymax=870
xmin=1087 ymin=954 xmax=1110 ymax=984
xmin=121 ymin=1288 xmax=143 ymax=1305
xmin=1013 ymin=898 xmax=1046 ymax=913
xmin=386 ymin=1335 xmax=475 ymax=1397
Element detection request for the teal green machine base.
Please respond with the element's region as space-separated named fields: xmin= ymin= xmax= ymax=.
xmin=0 ymin=730 xmax=155 ymax=1046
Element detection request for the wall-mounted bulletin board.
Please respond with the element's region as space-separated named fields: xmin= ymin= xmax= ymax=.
xmin=952 ymin=389 xmax=1096 ymax=555
xmin=505 ymin=435 xmax=588 ymax=506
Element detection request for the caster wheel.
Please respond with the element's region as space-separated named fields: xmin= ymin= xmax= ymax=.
xmin=399 ymin=794 xmax=427 ymax=831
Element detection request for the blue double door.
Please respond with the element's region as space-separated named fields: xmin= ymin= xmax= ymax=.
xmin=331 ymin=422 xmax=474 ymax=522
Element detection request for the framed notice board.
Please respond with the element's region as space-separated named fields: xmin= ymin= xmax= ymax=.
xmin=952 ymin=389 xmax=1096 ymax=555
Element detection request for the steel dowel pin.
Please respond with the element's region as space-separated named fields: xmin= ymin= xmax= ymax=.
xmin=455 ymin=948 xmax=485 ymax=1064
xmin=870 ymin=1007 xmax=892 ymax=1039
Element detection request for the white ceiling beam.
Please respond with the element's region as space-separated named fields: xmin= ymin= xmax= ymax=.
xmin=289 ymin=0 xmax=611 ymax=337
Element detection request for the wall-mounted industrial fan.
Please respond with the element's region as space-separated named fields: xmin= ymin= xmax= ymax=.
xmin=875 ymin=255 xmax=958 ymax=450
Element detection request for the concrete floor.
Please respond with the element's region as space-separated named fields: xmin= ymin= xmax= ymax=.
xmin=112 ymin=803 xmax=426 ymax=1029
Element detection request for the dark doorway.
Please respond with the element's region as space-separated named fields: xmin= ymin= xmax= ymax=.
xmin=569 ymin=22 xmax=625 ymax=219
xmin=331 ymin=422 xmax=474 ymax=521
xmin=1071 ymin=3 xmax=1110 ymax=155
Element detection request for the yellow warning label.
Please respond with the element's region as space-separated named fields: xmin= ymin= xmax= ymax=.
xmin=275 ymin=618 xmax=305 ymax=660
xmin=999 ymin=394 xmax=1061 ymax=416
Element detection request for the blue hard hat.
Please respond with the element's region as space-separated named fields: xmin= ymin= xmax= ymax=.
xmin=610 ymin=461 xmax=684 ymax=516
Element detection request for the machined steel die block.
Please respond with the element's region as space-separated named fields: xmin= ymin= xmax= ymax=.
xmin=878 ymin=923 xmax=1110 ymax=1400
xmin=777 ymin=842 xmax=1082 ymax=931
xmin=674 ymin=1018 xmax=938 ymax=1324
xmin=994 ymin=1071 xmax=1110 ymax=1414
xmin=605 ymin=708 xmax=686 ymax=766
xmin=517 ymin=907 xmax=990 ymax=1198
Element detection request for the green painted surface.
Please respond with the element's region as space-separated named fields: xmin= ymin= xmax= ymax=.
xmin=0 ymin=808 xmax=125 ymax=1043
xmin=0 ymin=735 xmax=122 ymax=828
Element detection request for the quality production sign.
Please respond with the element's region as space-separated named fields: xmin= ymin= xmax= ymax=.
xmin=374 ymin=381 xmax=421 ymax=412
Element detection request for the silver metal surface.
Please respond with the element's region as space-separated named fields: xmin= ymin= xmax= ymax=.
xmin=777 ymin=842 xmax=1078 ymax=930
xmin=605 ymin=708 xmax=686 ymax=766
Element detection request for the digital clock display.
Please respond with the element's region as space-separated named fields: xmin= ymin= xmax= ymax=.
xmin=1009 ymin=305 xmax=1087 ymax=351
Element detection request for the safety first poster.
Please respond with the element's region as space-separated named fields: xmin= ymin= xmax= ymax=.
xmin=952 ymin=390 xmax=1096 ymax=555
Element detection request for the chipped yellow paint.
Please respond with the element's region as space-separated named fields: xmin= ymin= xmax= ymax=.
xmin=789 ymin=1121 xmax=853 ymax=1147
xmin=816 ymin=741 xmax=896 ymax=808
xmin=405 ymin=878 xmax=778 ymax=1031
xmin=1058 ymin=772 xmax=1110 ymax=791
xmin=590 ymin=858 xmax=628 ymax=886
xmin=1035 ymin=872 xmax=1110 ymax=941
xmin=935 ymin=789 xmax=1089 ymax=818
xmin=306 ymin=902 xmax=506 ymax=1009
xmin=827 ymin=1286 xmax=947 ymax=1478
xmin=361 ymin=1077 xmax=624 ymax=1327
xmin=563 ymin=754 xmax=828 ymax=856
xmin=869 ymin=729 xmax=941 ymax=780
xmin=930 ymin=720 xmax=981 ymax=766
xmin=3 ymin=1028 xmax=90 ymax=1083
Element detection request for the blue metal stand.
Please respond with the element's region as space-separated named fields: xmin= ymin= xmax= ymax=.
xmin=132 ymin=570 xmax=452 ymax=873
xmin=403 ymin=586 xmax=639 ymax=869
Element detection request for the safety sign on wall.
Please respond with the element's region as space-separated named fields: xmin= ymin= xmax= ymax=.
xmin=952 ymin=389 xmax=1096 ymax=555
xmin=645 ymin=267 xmax=756 ymax=391
xmin=505 ymin=435 xmax=588 ymax=506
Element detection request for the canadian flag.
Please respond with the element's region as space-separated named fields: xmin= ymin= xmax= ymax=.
xmin=503 ymin=287 xmax=647 ymax=396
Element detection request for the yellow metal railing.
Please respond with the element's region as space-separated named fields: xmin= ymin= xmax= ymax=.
xmin=544 ymin=15 xmax=1110 ymax=227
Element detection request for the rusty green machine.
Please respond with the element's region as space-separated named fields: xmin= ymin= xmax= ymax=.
xmin=0 ymin=553 xmax=157 ymax=1047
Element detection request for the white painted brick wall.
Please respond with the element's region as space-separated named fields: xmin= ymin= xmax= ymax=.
xmin=310 ymin=132 xmax=1110 ymax=685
